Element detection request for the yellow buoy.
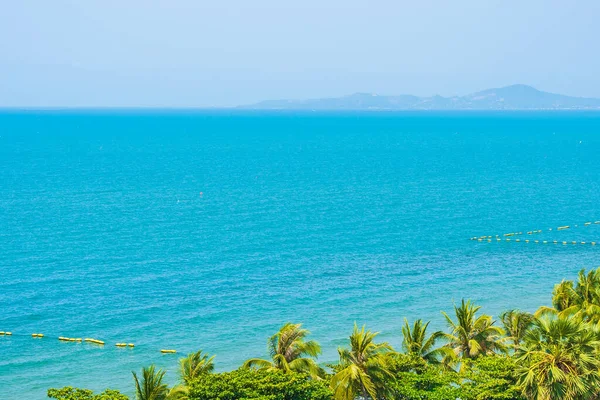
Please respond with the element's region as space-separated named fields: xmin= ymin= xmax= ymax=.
xmin=85 ymin=338 xmax=105 ymax=345
xmin=128 ymin=343 xmax=135 ymax=347
xmin=525 ymin=240 xmax=530 ymax=243
xmin=5 ymin=332 xmax=11 ymax=335
xmin=562 ymin=241 xmax=567 ymax=245
xmin=558 ymin=226 xmax=570 ymax=230
xmin=59 ymin=337 xmax=70 ymax=342
xmin=161 ymin=349 xmax=177 ymax=354
xmin=32 ymin=333 xmax=44 ymax=338
xmin=515 ymin=239 xmax=521 ymax=242
xmin=585 ymin=222 xmax=591 ymax=226
xmin=553 ymin=240 xmax=558 ymax=244
xmin=592 ymin=242 xmax=597 ymax=246
xmin=116 ymin=343 xmax=127 ymax=347
xmin=535 ymin=240 xmax=539 ymax=243
xmin=543 ymin=241 xmax=548 ymax=244
xmin=572 ymin=241 xmax=577 ymax=245
xmin=0 ymin=331 xmax=4 ymax=335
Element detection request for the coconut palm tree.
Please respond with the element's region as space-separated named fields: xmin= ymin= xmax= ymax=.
xmin=132 ymin=365 xmax=185 ymax=400
xmin=401 ymin=318 xmax=448 ymax=364
xmin=243 ymin=322 xmax=323 ymax=378
xmin=500 ymin=309 xmax=535 ymax=349
xmin=551 ymin=280 xmax=577 ymax=312
xmin=330 ymin=324 xmax=394 ymax=400
xmin=179 ymin=350 xmax=215 ymax=384
xmin=517 ymin=313 xmax=600 ymax=400
xmin=538 ymin=268 xmax=600 ymax=323
xmin=442 ymin=299 xmax=506 ymax=369
xmin=568 ymin=268 xmax=600 ymax=322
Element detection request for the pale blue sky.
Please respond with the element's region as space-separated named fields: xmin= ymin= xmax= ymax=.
xmin=1 ymin=1 xmax=599 ymax=107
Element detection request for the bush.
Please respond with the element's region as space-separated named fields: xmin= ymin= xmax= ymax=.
xmin=187 ymin=368 xmax=332 ymax=400
xmin=47 ymin=387 xmax=128 ymax=400
xmin=387 ymin=354 xmax=460 ymax=400
xmin=458 ymin=356 xmax=524 ymax=400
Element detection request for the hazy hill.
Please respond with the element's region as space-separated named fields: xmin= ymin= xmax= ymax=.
xmin=240 ymin=85 xmax=600 ymax=110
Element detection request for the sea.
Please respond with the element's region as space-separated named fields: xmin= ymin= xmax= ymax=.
xmin=1 ymin=110 xmax=599 ymax=399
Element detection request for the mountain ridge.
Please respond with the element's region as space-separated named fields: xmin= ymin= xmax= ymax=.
xmin=240 ymin=85 xmax=600 ymax=110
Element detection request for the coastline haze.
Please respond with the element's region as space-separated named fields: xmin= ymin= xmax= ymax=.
xmin=240 ymin=84 xmax=600 ymax=110
xmin=1 ymin=1 xmax=600 ymax=107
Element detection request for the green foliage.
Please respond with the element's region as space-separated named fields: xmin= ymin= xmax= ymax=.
xmin=459 ymin=355 xmax=524 ymax=400
xmin=243 ymin=323 xmax=324 ymax=378
xmin=391 ymin=369 xmax=459 ymax=400
xmin=48 ymin=387 xmax=128 ymax=400
xmin=187 ymin=368 xmax=332 ymax=400
xmin=387 ymin=354 xmax=460 ymax=400
xmin=386 ymin=354 xmax=522 ymax=400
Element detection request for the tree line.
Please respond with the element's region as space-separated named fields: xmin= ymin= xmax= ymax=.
xmin=49 ymin=267 xmax=600 ymax=400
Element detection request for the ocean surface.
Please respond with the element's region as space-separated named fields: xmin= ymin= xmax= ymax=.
xmin=1 ymin=110 xmax=599 ymax=399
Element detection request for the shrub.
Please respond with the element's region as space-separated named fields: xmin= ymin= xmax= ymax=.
xmin=187 ymin=368 xmax=332 ymax=400
xmin=458 ymin=355 xmax=524 ymax=400
xmin=47 ymin=387 xmax=128 ymax=400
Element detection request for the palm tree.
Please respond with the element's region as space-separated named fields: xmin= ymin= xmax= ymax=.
xmin=401 ymin=318 xmax=448 ymax=364
xmin=330 ymin=324 xmax=394 ymax=400
xmin=517 ymin=313 xmax=600 ymax=400
xmin=442 ymin=299 xmax=506 ymax=369
xmin=179 ymin=350 xmax=215 ymax=384
xmin=551 ymin=280 xmax=577 ymax=312
xmin=500 ymin=309 xmax=535 ymax=349
xmin=132 ymin=365 xmax=184 ymax=400
xmin=243 ymin=322 xmax=323 ymax=378
xmin=538 ymin=268 xmax=600 ymax=323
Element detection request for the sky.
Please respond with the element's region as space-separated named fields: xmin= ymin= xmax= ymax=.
xmin=1 ymin=1 xmax=599 ymax=107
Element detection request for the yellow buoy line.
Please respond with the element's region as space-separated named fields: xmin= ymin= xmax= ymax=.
xmin=470 ymin=220 xmax=600 ymax=242
xmin=476 ymin=238 xmax=596 ymax=245
xmin=0 ymin=332 xmax=175 ymax=354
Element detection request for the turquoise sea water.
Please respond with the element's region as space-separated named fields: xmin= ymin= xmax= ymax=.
xmin=1 ymin=111 xmax=600 ymax=399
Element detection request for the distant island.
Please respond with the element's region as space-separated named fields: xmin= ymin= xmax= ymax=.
xmin=239 ymin=84 xmax=600 ymax=110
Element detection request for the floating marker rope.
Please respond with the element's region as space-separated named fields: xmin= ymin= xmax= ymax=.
xmin=470 ymin=219 xmax=599 ymax=244
xmin=0 ymin=333 xmax=169 ymax=353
